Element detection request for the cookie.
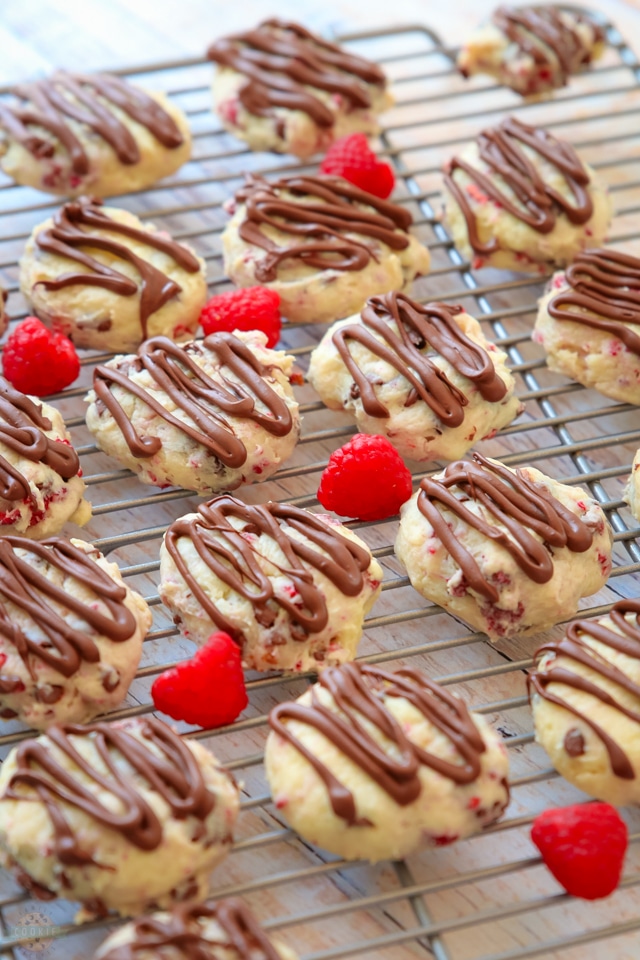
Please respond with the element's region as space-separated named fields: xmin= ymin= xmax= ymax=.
xmin=85 ymin=331 xmax=299 ymax=494
xmin=20 ymin=197 xmax=207 ymax=353
xmin=159 ymin=495 xmax=383 ymax=673
xmin=534 ymin=249 xmax=640 ymax=405
xmin=0 ymin=535 xmax=151 ymax=729
xmin=307 ymin=292 xmax=523 ymax=462
xmin=442 ymin=117 xmax=612 ymax=273
xmin=458 ymin=5 xmax=605 ymax=97
xmin=530 ymin=599 xmax=640 ymax=806
xmin=94 ymin=897 xmax=298 ymax=960
xmin=0 ymin=717 xmax=239 ymax=917
xmin=624 ymin=449 xmax=640 ymax=522
xmin=0 ymin=288 xmax=7 ymax=337
xmin=0 ymin=378 xmax=90 ymax=538
xmin=395 ymin=454 xmax=612 ymax=641
xmin=223 ymin=173 xmax=431 ymax=324
xmin=0 ymin=71 xmax=191 ymax=197
xmin=207 ymin=19 xmax=392 ymax=159
xmin=265 ymin=662 xmax=509 ymax=861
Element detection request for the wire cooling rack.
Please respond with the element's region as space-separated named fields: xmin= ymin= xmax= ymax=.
xmin=0 ymin=9 xmax=639 ymax=960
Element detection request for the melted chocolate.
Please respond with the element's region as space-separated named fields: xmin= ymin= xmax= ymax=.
xmin=208 ymin=19 xmax=385 ymax=127
xmin=4 ymin=718 xmax=215 ymax=865
xmin=234 ymin=173 xmax=412 ymax=282
xmin=417 ymin=454 xmax=594 ymax=603
xmin=333 ymin=293 xmax=507 ymax=424
xmin=164 ymin=495 xmax=372 ymax=643
xmin=530 ymin=599 xmax=640 ymax=780
xmin=0 ymin=71 xmax=183 ymax=175
xmin=269 ymin=662 xmax=488 ymax=824
xmin=548 ymin=249 xmax=640 ymax=355
xmin=34 ymin=197 xmax=201 ymax=341
xmin=443 ymin=117 xmax=593 ymax=256
xmin=93 ymin=332 xmax=293 ymax=466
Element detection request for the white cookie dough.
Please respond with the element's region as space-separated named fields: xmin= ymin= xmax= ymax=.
xmin=395 ymin=455 xmax=613 ymax=641
xmin=265 ymin=662 xmax=509 ymax=861
xmin=624 ymin=449 xmax=640 ymax=522
xmin=307 ymin=293 xmax=523 ymax=462
xmin=159 ymin=496 xmax=383 ymax=672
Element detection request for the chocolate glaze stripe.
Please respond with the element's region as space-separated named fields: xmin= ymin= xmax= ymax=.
xmin=164 ymin=495 xmax=372 ymax=643
xmin=93 ymin=332 xmax=293 ymax=466
xmin=333 ymin=293 xmax=507 ymax=424
xmin=269 ymin=663 xmax=487 ymax=824
xmin=417 ymin=454 xmax=593 ymax=603
xmin=443 ymin=117 xmax=593 ymax=256
xmin=530 ymin=598 xmax=640 ymax=780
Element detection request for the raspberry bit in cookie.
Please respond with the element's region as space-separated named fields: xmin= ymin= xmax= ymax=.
xmin=199 ymin=287 xmax=281 ymax=347
xmin=320 ymin=134 xmax=395 ymax=199
xmin=318 ymin=433 xmax=413 ymax=521
xmin=3 ymin=318 xmax=79 ymax=396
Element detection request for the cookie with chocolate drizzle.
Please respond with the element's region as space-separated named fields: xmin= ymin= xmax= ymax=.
xmin=624 ymin=449 xmax=640 ymax=523
xmin=395 ymin=454 xmax=612 ymax=641
xmin=0 ymin=71 xmax=191 ymax=197
xmin=265 ymin=661 xmax=509 ymax=861
xmin=159 ymin=494 xmax=383 ymax=672
xmin=0 ymin=716 xmax=240 ymax=917
xmin=442 ymin=117 xmax=612 ymax=273
xmin=223 ymin=173 xmax=431 ymax=323
xmin=207 ymin=19 xmax=393 ymax=159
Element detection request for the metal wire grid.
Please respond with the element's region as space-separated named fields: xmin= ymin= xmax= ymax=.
xmin=0 ymin=10 xmax=638 ymax=959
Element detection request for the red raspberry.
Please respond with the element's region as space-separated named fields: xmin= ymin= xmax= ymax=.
xmin=2 ymin=318 xmax=79 ymax=397
xmin=199 ymin=287 xmax=281 ymax=348
xmin=151 ymin=631 xmax=248 ymax=729
xmin=320 ymin=134 xmax=395 ymax=199
xmin=317 ymin=433 xmax=413 ymax=521
xmin=531 ymin=802 xmax=627 ymax=900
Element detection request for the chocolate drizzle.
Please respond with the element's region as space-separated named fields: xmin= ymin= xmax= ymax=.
xmin=269 ymin=663 xmax=488 ymax=824
xmin=234 ymin=173 xmax=412 ymax=282
xmin=164 ymin=495 xmax=372 ymax=643
xmin=208 ymin=19 xmax=385 ymax=127
xmin=530 ymin=599 xmax=640 ymax=780
xmin=98 ymin=897 xmax=282 ymax=960
xmin=443 ymin=117 xmax=593 ymax=256
xmin=3 ymin=718 xmax=215 ymax=865
xmin=417 ymin=454 xmax=594 ymax=602
xmin=332 ymin=293 xmax=507 ymax=423
xmin=92 ymin=332 xmax=293 ymax=466
xmin=548 ymin=249 xmax=640 ymax=355
xmin=34 ymin=197 xmax=201 ymax=341
xmin=0 ymin=71 xmax=184 ymax=174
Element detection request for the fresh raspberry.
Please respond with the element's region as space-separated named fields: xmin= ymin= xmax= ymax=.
xmin=317 ymin=433 xmax=413 ymax=521
xmin=531 ymin=802 xmax=627 ymax=900
xmin=2 ymin=318 xmax=79 ymax=396
xmin=199 ymin=287 xmax=281 ymax=348
xmin=151 ymin=631 xmax=248 ymax=729
xmin=320 ymin=134 xmax=395 ymax=199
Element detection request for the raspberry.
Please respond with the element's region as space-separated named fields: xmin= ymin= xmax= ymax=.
xmin=2 ymin=318 xmax=79 ymax=396
xmin=320 ymin=134 xmax=395 ymax=199
xmin=199 ymin=287 xmax=281 ymax=348
xmin=151 ymin=631 xmax=248 ymax=729
xmin=317 ymin=433 xmax=413 ymax=521
xmin=531 ymin=802 xmax=627 ymax=900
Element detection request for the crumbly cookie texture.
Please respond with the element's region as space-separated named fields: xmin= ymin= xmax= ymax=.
xmin=395 ymin=455 xmax=612 ymax=641
xmin=95 ymin=897 xmax=298 ymax=960
xmin=85 ymin=330 xmax=300 ymax=495
xmin=0 ymin=717 xmax=239 ymax=917
xmin=624 ymin=449 xmax=640 ymax=522
xmin=20 ymin=198 xmax=207 ymax=353
xmin=458 ymin=6 xmax=605 ymax=97
xmin=530 ymin=599 xmax=640 ymax=806
xmin=307 ymin=293 xmax=523 ymax=462
xmin=223 ymin=173 xmax=430 ymax=324
xmin=0 ymin=72 xmax=191 ymax=197
xmin=208 ymin=19 xmax=392 ymax=160
xmin=0 ymin=536 xmax=151 ymax=730
xmin=159 ymin=496 xmax=383 ymax=673
xmin=442 ymin=117 xmax=612 ymax=274
xmin=534 ymin=250 xmax=640 ymax=405
xmin=265 ymin=662 xmax=509 ymax=861
xmin=0 ymin=380 xmax=90 ymax=538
